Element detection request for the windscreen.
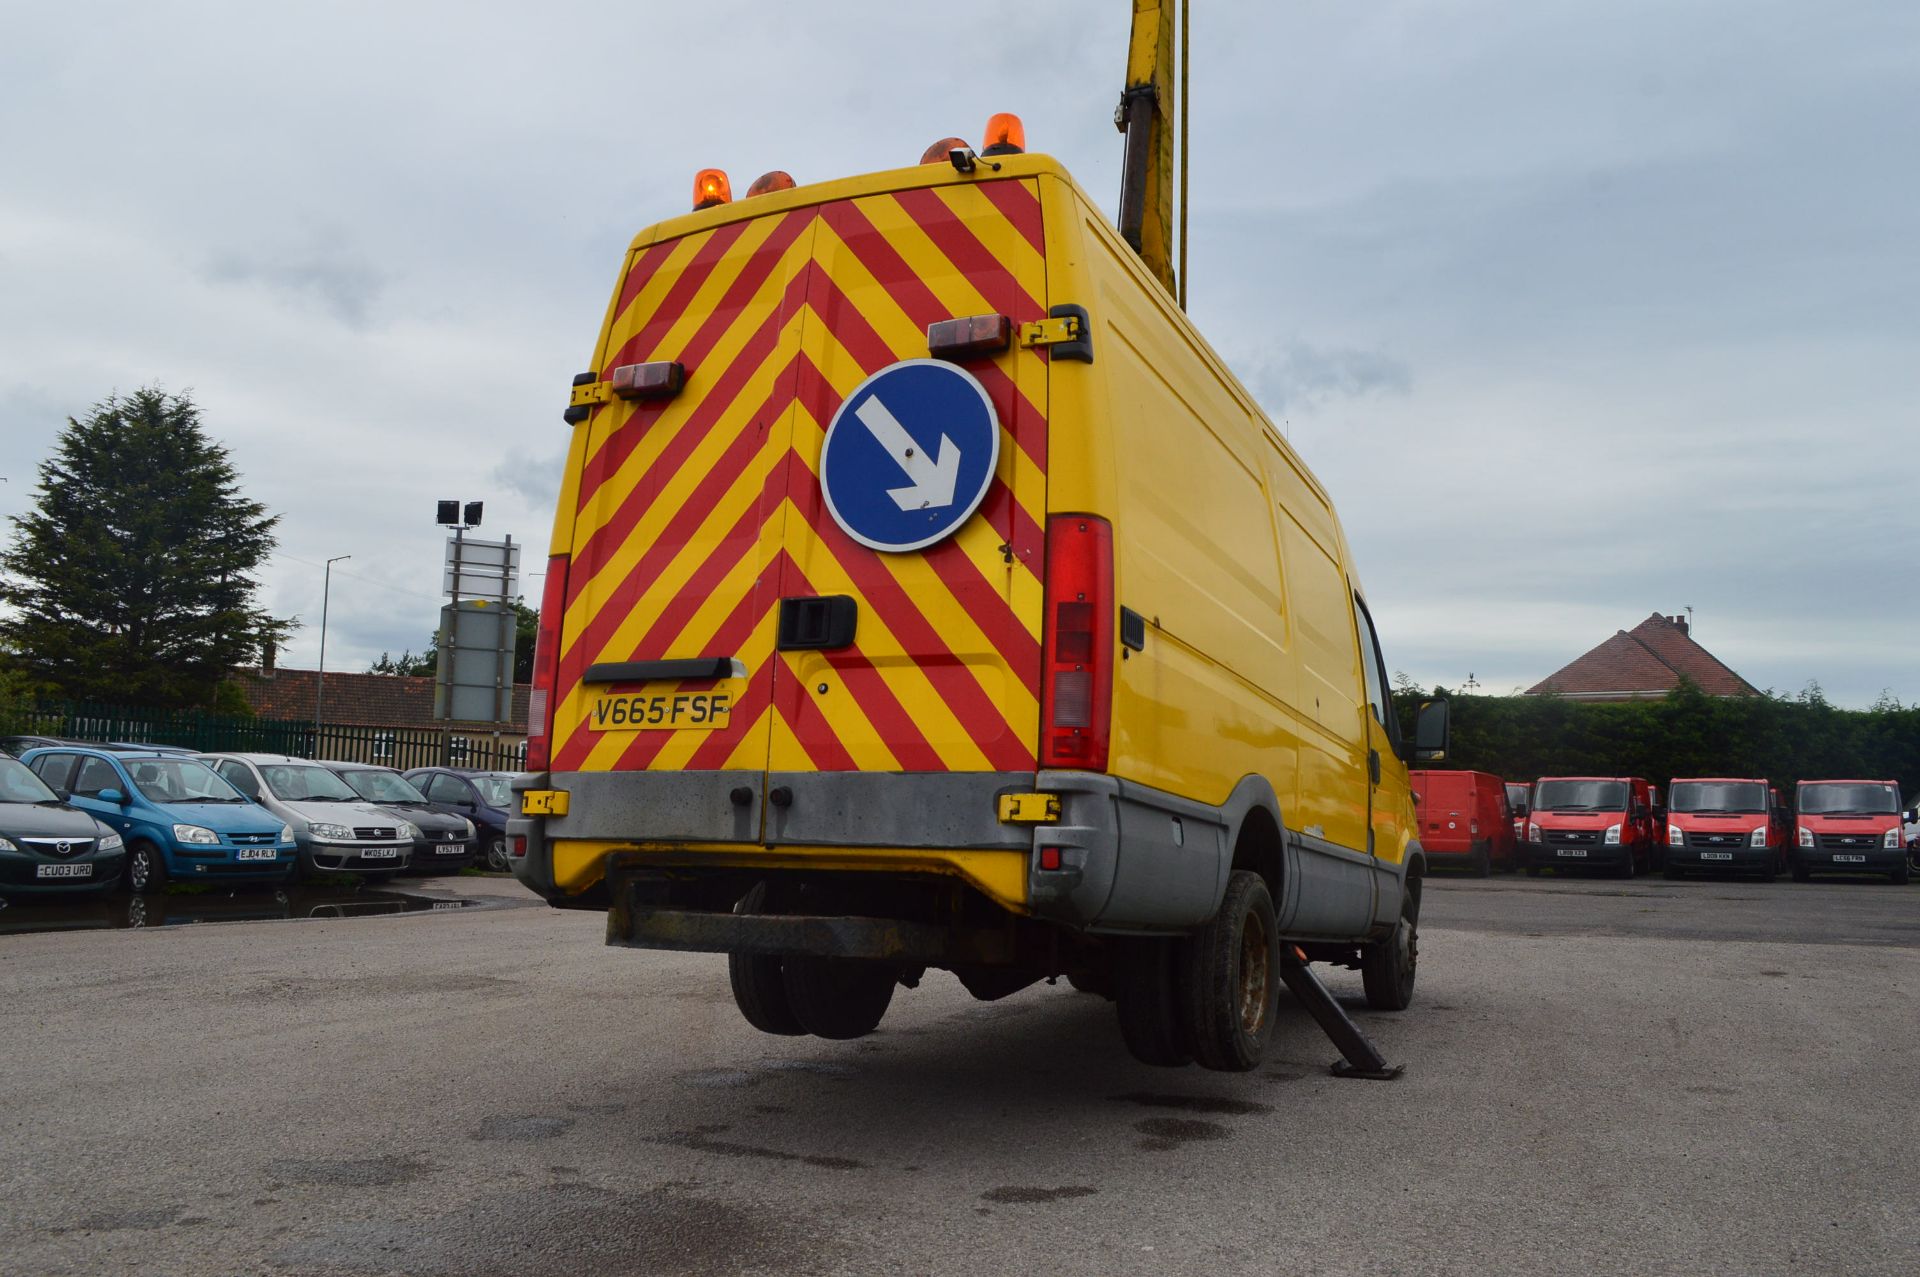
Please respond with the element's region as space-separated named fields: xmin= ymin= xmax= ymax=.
xmin=471 ymin=775 xmax=512 ymax=807
xmin=0 ymin=756 xmax=59 ymax=804
xmin=1669 ymin=781 xmax=1767 ymax=814
xmin=339 ymin=769 xmax=426 ymax=804
xmin=1798 ymin=783 xmax=1899 ymax=815
xmin=1534 ymin=780 xmax=1628 ymax=811
xmin=1505 ymin=783 xmax=1530 ymax=810
xmin=126 ymin=759 xmax=247 ymax=804
xmin=262 ymin=764 xmax=360 ymax=802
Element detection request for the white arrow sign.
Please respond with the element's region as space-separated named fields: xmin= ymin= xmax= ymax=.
xmin=855 ymin=394 xmax=961 ymax=511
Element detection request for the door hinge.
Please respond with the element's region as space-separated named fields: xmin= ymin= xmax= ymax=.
xmin=1018 ymin=304 xmax=1094 ymax=362
xmin=997 ymin=793 xmax=1062 ymax=823
xmin=570 ymin=381 xmax=612 ymax=407
xmin=1019 ymin=316 xmax=1080 ymax=347
xmin=521 ymin=789 xmax=570 ymax=816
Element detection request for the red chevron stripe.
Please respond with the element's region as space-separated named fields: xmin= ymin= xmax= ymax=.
xmin=620 ymin=218 xmax=753 ymax=365
xmin=890 ymin=187 xmax=1044 ymax=321
xmin=771 ymin=556 xmax=924 ymax=773
xmin=612 ymin=240 xmax=677 ymax=318
xmin=976 ymin=178 xmax=1044 ymax=256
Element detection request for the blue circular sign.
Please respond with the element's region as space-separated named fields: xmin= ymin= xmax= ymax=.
xmin=818 ymin=359 xmax=1001 ymax=553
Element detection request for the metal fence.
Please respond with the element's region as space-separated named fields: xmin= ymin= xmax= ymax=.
xmin=0 ymin=700 xmax=528 ymax=772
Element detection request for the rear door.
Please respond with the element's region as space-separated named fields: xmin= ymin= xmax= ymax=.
xmin=766 ymin=180 xmax=1048 ymax=794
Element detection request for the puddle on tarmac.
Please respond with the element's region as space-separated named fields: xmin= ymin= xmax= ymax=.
xmin=0 ymin=885 xmax=477 ymax=935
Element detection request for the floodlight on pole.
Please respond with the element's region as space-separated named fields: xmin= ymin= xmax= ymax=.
xmin=315 ymin=554 xmax=351 ymax=742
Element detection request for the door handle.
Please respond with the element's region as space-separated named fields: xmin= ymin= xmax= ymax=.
xmin=1369 ymin=749 xmax=1381 ymax=786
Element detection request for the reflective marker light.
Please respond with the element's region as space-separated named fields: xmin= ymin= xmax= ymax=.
xmin=1040 ymin=515 xmax=1114 ymax=771
xmin=1038 ymin=847 xmax=1062 ymax=871
xmin=920 ymin=136 xmax=971 ymax=165
xmin=609 ymin=360 xmax=687 ymax=401
xmin=511 ymin=835 xmax=528 ymax=859
xmin=746 ymin=170 xmax=796 ymax=197
xmin=981 ymin=112 xmax=1026 ymax=156
xmin=927 ymin=313 xmax=1013 ymax=360
xmin=692 ymin=168 xmax=732 ymax=210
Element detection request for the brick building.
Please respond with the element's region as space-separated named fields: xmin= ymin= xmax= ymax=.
xmin=232 ymin=666 xmax=530 ymax=767
xmin=1526 ymin=613 xmax=1758 ymax=702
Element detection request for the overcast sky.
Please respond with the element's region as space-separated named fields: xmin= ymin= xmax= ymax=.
xmin=3 ymin=1 xmax=1915 ymax=705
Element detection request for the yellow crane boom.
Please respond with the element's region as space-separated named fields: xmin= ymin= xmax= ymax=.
xmin=1116 ymin=0 xmax=1185 ymax=306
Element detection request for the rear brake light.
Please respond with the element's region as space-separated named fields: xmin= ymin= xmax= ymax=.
xmin=510 ymin=835 xmax=528 ymax=858
xmin=609 ymin=361 xmax=686 ymax=401
xmin=1038 ymin=847 xmax=1062 ymax=871
xmin=927 ymin=314 xmax=1012 ymax=361
xmin=524 ymin=554 xmax=569 ymax=772
xmin=746 ymin=170 xmax=795 ymax=197
xmin=1040 ymin=515 xmax=1113 ymax=771
xmin=692 ymin=168 xmax=731 ymax=210
xmin=920 ymin=136 xmax=971 ymax=165
xmin=981 ymin=112 xmax=1026 ymax=156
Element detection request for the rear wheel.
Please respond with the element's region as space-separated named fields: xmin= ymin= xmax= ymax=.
xmin=1179 ymin=871 xmax=1279 ymax=1072
xmin=1113 ymin=937 xmax=1191 ymax=1067
xmin=780 ymin=957 xmax=895 ymax=1040
xmin=1471 ymin=844 xmax=1492 ymax=878
xmin=1361 ymin=885 xmax=1419 ymax=1011
xmin=125 ymin=841 xmax=166 ymax=896
xmin=1891 ymin=862 xmax=1911 ymax=886
xmin=1615 ymin=847 xmax=1636 ymax=879
xmin=483 ymin=836 xmax=509 ymax=872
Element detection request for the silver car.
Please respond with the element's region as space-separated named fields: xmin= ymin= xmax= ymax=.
xmin=197 ymin=753 xmax=417 ymax=878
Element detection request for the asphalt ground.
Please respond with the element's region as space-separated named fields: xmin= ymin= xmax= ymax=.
xmin=2 ymin=870 xmax=1916 ymax=1276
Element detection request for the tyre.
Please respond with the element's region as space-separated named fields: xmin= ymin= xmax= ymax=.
xmin=780 ymin=956 xmax=895 ymax=1040
xmin=1113 ymin=937 xmax=1192 ymax=1066
xmin=1791 ymin=865 xmax=1810 ymax=883
xmin=484 ymin=836 xmax=509 ymax=872
xmin=125 ymin=841 xmax=167 ymax=896
xmin=1756 ymin=860 xmax=1778 ymax=883
xmin=729 ymin=952 xmax=807 ymax=1035
xmin=1471 ymin=844 xmax=1492 ymax=878
xmin=1615 ymin=849 xmax=1636 ymax=879
xmin=1178 ymin=870 xmax=1280 ymax=1072
xmin=1361 ymin=886 xmax=1419 ymax=1011
xmin=1891 ymin=862 xmax=1911 ymax=886
xmin=1525 ymin=866 xmax=1542 ymax=877
xmin=1662 ymin=864 xmax=1682 ymax=881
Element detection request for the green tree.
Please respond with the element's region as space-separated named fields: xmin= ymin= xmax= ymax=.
xmin=0 ymin=388 xmax=291 ymax=708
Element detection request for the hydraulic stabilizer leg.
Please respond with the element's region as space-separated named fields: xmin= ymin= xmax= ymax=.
xmin=1279 ymin=946 xmax=1405 ymax=1081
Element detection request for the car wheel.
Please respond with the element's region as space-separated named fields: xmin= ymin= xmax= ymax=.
xmin=726 ymin=883 xmax=806 ymax=1036
xmin=1791 ymin=865 xmax=1810 ymax=883
xmin=1615 ymin=849 xmax=1636 ymax=879
xmin=1892 ymin=862 xmax=1911 ymax=886
xmin=1113 ymin=937 xmax=1192 ymax=1066
xmin=780 ymin=956 xmax=895 ymax=1040
xmin=1472 ymin=844 xmax=1492 ymax=878
xmin=484 ymin=836 xmax=509 ymax=872
xmin=125 ymin=841 xmax=167 ymax=896
xmin=1178 ymin=870 xmax=1280 ymax=1072
xmin=1525 ymin=866 xmax=1542 ymax=877
xmin=1361 ymin=886 xmax=1419 ymax=1011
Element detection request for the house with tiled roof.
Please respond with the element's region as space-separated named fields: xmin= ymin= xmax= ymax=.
xmin=1526 ymin=613 xmax=1758 ymax=702
xmin=234 ymin=667 xmax=530 ymax=732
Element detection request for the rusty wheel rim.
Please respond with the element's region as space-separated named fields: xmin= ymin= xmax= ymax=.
xmin=1238 ymin=910 xmax=1271 ymax=1036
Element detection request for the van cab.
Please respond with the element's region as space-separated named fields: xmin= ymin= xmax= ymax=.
xmin=21 ymin=747 xmax=296 ymax=893
xmin=508 ymin=143 xmax=1448 ymax=1070
xmin=1409 ymin=770 xmax=1515 ymax=876
xmin=1662 ymin=778 xmax=1789 ymax=880
xmin=1505 ymin=781 xmax=1531 ymax=847
xmin=1792 ymin=780 xmax=1907 ymax=884
xmin=1521 ymin=775 xmax=1656 ymax=877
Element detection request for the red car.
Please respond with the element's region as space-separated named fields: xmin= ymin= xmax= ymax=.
xmin=1792 ymin=779 xmax=1908 ymax=884
xmin=1662 ymin=777 xmax=1789 ymax=880
xmin=1521 ymin=775 xmax=1658 ymax=877
xmin=1410 ymin=770 xmax=1517 ymax=876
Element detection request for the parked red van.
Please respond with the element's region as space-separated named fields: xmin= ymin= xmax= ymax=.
xmin=1505 ymin=781 xmax=1531 ymax=847
xmin=1410 ymin=770 xmax=1516 ymax=876
xmin=1662 ymin=777 xmax=1789 ymax=880
xmin=1521 ymin=775 xmax=1657 ymax=877
xmin=1793 ymin=780 xmax=1908 ymax=884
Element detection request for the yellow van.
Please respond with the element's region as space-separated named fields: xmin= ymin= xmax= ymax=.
xmin=512 ymin=139 xmax=1449 ymax=1072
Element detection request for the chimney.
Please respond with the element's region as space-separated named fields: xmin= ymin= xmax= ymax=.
xmin=1670 ymin=614 xmax=1688 ymax=635
xmin=261 ymin=635 xmax=277 ymax=678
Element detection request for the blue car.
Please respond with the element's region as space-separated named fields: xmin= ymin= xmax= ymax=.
xmin=21 ymin=747 xmax=298 ymax=893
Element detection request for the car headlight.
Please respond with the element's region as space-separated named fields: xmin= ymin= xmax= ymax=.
xmin=462 ymin=816 xmax=476 ymax=838
xmin=173 ymin=824 xmax=220 ymax=845
xmin=0 ymin=836 xmax=17 ymax=852
xmin=280 ymin=824 xmax=296 ymax=844
xmin=1750 ymin=826 xmax=1769 ymax=848
xmin=1527 ymin=821 xmax=1540 ymax=842
xmin=1603 ymin=823 xmax=1622 ymax=845
xmin=400 ymin=821 xmax=420 ymax=840
xmin=98 ymin=833 xmax=124 ymax=852
xmin=1668 ymin=824 xmax=1684 ymax=846
xmin=308 ymin=822 xmax=353 ymax=841
xmin=1884 ymin=827 xmax=1903 ymax=849
xmin=1797 ymin=826 xmax=1813 ymax=848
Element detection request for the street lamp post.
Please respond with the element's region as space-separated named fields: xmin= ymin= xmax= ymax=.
xmin=315 ymin=554 xmax=351 ymax=746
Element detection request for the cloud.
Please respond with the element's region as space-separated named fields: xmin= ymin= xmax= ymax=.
xmin=202 ymin=231 xmax=389 ymax=329
xmin=1245 ymin=341 xmax=1412 ymax=417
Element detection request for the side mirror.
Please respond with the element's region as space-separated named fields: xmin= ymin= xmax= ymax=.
xmin=98 ymin=788 xmax=127 ymax=805
xmin=1411 ymin=698 xmax=1450 ymax=762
